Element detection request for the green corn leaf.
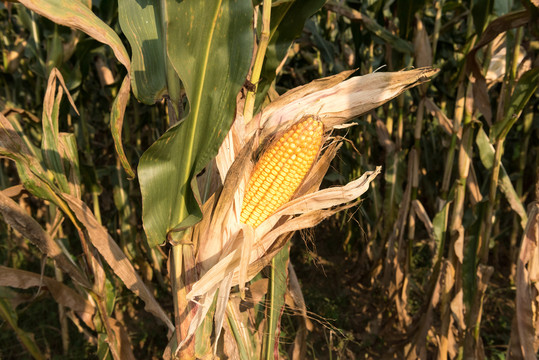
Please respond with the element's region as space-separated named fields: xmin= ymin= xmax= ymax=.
xmin=58 ymin=133 xmax=82 ymax=199
xmin=396 ymin=0 xmax=426 ymax=40
xmin=262 ymin=245 xmax=289 ymax=359
xmin=490 ymin=67 xmax=539 ymax=141
xmin=118 ymin=0 xmax=167 ymax=104
xmin=255 ymin=0 xmax=326 ymax=111
xmin=433 ymin=200 xmax=451 ymax=259
xmin=41 ymin=70 xmax=72 ymax=194
xmin=138 ymin=0 xmax=253 ymax=247
xmin=17 ymin=0 xmax=135 ymax=177
xmin=472 ymin=0 xmax=495 ymax=35
xmin=194 ymin=298 xmax=217 ymax=358
xmin=476 ymin=127 xmax=527 ymax=228
xmin=17 ymin=0 xmax=130 ymax=70
xmin=0 ymin=113 xmax=59 ymax=203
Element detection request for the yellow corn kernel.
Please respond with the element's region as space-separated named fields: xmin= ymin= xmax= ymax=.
xmin=240 ymin=116 xmax=324 ymax=227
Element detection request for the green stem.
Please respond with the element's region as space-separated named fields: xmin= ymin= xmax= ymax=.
xmin=244 ymin=0 xmax=272 ymax=124
xmin=171 ymin=244 xmax=183 ymax=347
xmin=479 ymin=139 xmax=503 ymax=264
xmin=92 ymin=192 xmax=102 ymax=225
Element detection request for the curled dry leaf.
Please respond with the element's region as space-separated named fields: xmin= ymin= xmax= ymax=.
xmin=250 ymin=67 xmax=439 ymax=142
xmin=412 ymin=199 xmax=435 ymax=241
xmin=108 ymin=318 xmax=136 ymax=360
xmin=508 ymin=204 xmax=539 ymax=359
xmin=413 ymin=15 xmax=433 ymax=69
xmin=173 ymin=67 xmax=437 ymax=350
xmin=0 ymin=265 xmax=95 ymax=330
xmin=0 ymin=191 xmax=90 ymax=288
xmin=466 ymin=9 xmax=531 ymax=125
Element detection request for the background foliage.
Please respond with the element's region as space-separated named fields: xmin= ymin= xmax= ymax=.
xmin=0 ymin=0 xmax=538 ymax=359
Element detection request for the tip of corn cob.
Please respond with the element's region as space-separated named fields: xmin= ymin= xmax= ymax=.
xmin=240 ymin=116 xmax=324 ymax=227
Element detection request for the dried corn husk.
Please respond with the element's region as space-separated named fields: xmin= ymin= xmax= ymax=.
xmin=176 ymin=67 xmax=437 ymax=352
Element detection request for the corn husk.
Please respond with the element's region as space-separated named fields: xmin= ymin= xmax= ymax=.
xmin=177 ymin=67 xmax=438 ymax=352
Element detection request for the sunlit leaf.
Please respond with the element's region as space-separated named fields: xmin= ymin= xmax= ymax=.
xmin=17 ymin=0 xmax=135 ymax=177
xmin=138 ymin=0 xmax=253 ymax=247
xmin=41 ymin=68 xmax=76 ymax=194
xmin=110 ymin=76 xmax=135 ymax=178
xmin=17 ymin=0 xmax=130 ymax=70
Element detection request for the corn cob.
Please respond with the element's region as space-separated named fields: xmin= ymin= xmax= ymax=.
xmin=240 ymin=116 xmax=324 ymax=227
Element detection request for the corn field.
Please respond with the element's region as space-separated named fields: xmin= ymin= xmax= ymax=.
xmin=0 ymin=0 xmax=538 ymax=359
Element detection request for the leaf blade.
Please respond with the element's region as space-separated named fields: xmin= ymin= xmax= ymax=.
xmin=118 ymin=0 xmax=167 ymax=104
xmin=138 ymin=0 xmax=253 ymax=247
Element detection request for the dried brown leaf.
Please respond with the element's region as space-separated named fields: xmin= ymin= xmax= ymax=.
xmin=61 ymin=193 xmax=174 ymax=331
xmin=508 ymin=204 xmax=539 ymax=359
xmin=375 ymin=119 xmax=395 ymax=153
xmin=466 ymin=164 xmax=483 ymax=205
xmin=189 ymin=208 xmax=340 ymax=300
xmin=288 ymin=262 xmax=310 ymax=360
xmin=198 ymin=137 xmax=255 ymax=270
xmin=111 ymin=76 xmax=135 ymax=178
xmin=212 ymin=273 xmax=233 ymax=355
xmin=238 ymin=224 xmax=254 ymax=295
xmin=95 ymin=57 xmax=115 ymax=87
xmin=413 ymin=15 xmax=433 ymax=69
xmin=253 ymin=68 xmax=439 ymax=141
xmin=221 ymin=319 xmax=242 ymax=360
xmin=288 ymin=262 xmax=312 ymax=331
xmin=453 ymin=225 xmax=465 ymax=264
xmin=2 ymin=107 xmax=41 ymax=123
xmin=298 ymin=141 xmax=341 ymax=195
xmin=273 ymin=167 xmax=381 ymax=217
xmin=108 ymin=318 xmax=136 ymax=360
xmin=425 ymin=97 xmax=455 ymax=137
xmin=0 ymin=265 xmax=95 ymax=329
xmin=243 ymin=278 xmax=269 ymax=309
xmin=253 ymin=69 xmax=356 ymax=129
xmin=412 ymin=200 xmax=435 ymax=241
xmin=451 ymin=289 xmax=466 ymax=332
xmin=44 ymin=68 xmax=78 ymax=117
xmin=0 ymin=191 xmax=90 ymax=288
xmin=0 ymin=113 xmax=33 ymax=157
xmin=466 ymin=9 xmax=530 ymax=125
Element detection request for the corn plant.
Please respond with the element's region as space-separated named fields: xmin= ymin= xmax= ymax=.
xmin=0 ymin=0 xmax=437 ymax=358
xmin=2 ymin=0 xmax=536 ymax=359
